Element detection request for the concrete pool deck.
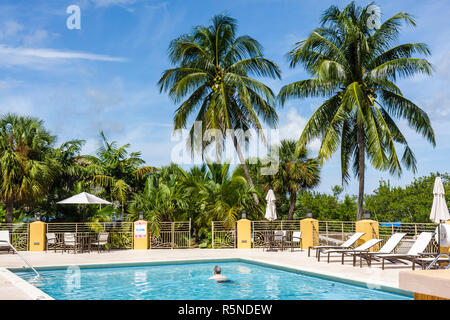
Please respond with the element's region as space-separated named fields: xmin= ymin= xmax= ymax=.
xmin=0 ymin=248 xmax=414 ymax=299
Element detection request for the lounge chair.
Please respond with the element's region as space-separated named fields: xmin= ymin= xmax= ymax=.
xmin=285 ymin=231 xmax=302 ymax=252
xmin=309 ymin=232 xmax=365 ymax=261
xmin=91 ymin=232 xmax=109 ymax=253
xmin=0 ymin=230 xmax=12 ymax=253
xmin=374 ymin=232 xmax=434 ymax=270
xmin=63 ymin=232 xmax=77 ymax=254
xmin=349 ymin=233 xmax=407 ymax=267
xmin=322 ymin=238 xmax=383 ymax=264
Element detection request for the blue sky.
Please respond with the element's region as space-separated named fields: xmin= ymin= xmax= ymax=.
xmin=0 ymin=0 xmax=449 ymax=196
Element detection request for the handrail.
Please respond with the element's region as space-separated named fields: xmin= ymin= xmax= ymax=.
xmin=0 ymin=240 xmax=40 ymax=277
xmin=426 ymin=253 xmax=450 ymax=270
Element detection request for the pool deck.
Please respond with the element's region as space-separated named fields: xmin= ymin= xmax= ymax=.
xmin=0 ymin=248 xmax=414 ymax=300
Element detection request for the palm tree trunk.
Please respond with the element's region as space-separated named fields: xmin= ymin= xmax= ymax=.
xmin=5 ymin=196 xmax=14 ymax=224
xmin=287 ymin=191 xmax=296 ymax=220
xmin=230 ymin=130 xmax=260 ymax=206
xmin=357 ymin=126 xmax=365 ymax=221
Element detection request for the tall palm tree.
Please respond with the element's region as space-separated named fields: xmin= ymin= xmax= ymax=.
xmin=0 ymin=113 xmax=55 ymax=223
xmin=158 ymin=14 xmax=281 ymax=206
xmin=270 ymin=140 xmax=320 ymax=220
xmin=278 ymin=2 xmax=435 ymax=220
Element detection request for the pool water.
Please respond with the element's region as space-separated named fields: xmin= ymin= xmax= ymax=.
xmin=15 ymin=261 xmax=411 ymax=300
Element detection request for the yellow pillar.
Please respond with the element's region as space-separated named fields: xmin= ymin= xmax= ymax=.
xmin=133 ymin=220 xmax=148 ymax=250
xmin=237 ymin=218 xmax=251 ymax=249
xmin=355 ymin=219 xmax=379 ymax=251
xmin=300 ymin=218 xmax=318 ymax=249
xmin=29 ymin=221 xmax=46 ymax=251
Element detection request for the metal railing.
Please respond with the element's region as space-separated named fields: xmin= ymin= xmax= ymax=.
xmin=46 ymin=222 xmax=134 ymax=250
xmin=318 ymin=221 xmax=356 ymax=245
xmin=149 ymin=221 xmax=191 ymax=249
xmin=0 ymin=223 xmax=29 ymax=251
xmin=378 ymin=222 xmax=438 ymax=254
xmin=212 ymin=221 xmax=236 ymax=248
xmin=252 ymin=220 xmax=302 ymax=248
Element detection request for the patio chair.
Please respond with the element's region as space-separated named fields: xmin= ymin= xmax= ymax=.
xmin=0 ymin=230 xmax=12 ymax=254
xmin=374 ymin=232 xmax=434 ymax=270
xmin=350 ymin=233 xmax=407 ymax=267
xmin=285 ymin=231 xmax=302 ymax=252
xmin=91 ymin=232 xmax=109 ymax=253
xmin=46 ymin=233 xmax=58 ymax=253
xmin=273 ymin=230 xmax=287 ymax=251
xmin=63 ymin=232 xmax=77 ymax=254
xmin=309 ymin=232 xmax=365 ymax=261
xmin=322 ymin=238 xmax=383 ymax=264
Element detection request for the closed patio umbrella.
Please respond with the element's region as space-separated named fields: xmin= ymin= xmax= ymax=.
xmin=265 ymin=189 xmax=277 ymax=251
xmin=430 ymin=174 xmax=449 ymax=251
xmin=265 ymin=189 xmax=277 ymax=221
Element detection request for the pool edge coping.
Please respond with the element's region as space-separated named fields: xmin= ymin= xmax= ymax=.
xmin=0 ymin=267 xmax=53 ymax=300
xmin=9 ymin=257 xmax=413 ymax=299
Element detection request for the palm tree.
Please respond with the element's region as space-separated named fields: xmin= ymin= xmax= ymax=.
xmin=158 ymin=14 xmax=281 ymax=206
xmin=270 ymin=140 xmax=320 ymax=220
xmin=278 ymin=2 xmax=435 ymax=220
xmin=0 ymin=113 xmax=55 ymax=223
xmin=85 ymin=132 xmax=158 ymax=216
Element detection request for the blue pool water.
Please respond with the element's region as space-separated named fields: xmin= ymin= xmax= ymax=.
xmin=15 ymin=261 xmax=411 ymax=300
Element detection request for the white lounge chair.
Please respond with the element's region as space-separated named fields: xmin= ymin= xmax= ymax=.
xmin=323 ymin=238 xmax=383 ymax=264
xmin=349 ymin=233 xmax=407 ymax=267
xmin=375 ymin=232 xmax=434 ymax=270
xmin=309 ymin=232 xmax=365 ymax=261
xmin=0 ymin=230 xmax=12 ymax=253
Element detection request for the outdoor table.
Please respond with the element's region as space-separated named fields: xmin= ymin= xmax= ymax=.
xmin=76 ymin=234 xmax=92 ymax=253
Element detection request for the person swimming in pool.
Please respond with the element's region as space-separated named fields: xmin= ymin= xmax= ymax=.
xmin=208 ymin=265 xmax=228 ymax=282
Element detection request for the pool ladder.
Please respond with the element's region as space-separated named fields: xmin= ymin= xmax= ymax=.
xmin=426 ymin=253 xmax=450 ymax=270
xmin=0 ymin=240 xmax=40 ymax=278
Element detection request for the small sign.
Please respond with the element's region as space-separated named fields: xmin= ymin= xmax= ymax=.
xmin=134 ymin=221 xmax=147 ymax=238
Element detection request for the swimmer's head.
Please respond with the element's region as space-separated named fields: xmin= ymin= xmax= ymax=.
xmin=213 ymin=266 xmax=221 ymax=275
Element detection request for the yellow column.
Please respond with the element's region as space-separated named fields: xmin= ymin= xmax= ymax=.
xmin=29 ymin=221 xmax=46 ymax=251
xmin=237 ymin=218 xmax=251 ymax=249
xmin=300 ymin=218 xmax=318 ymax=249
xmin=355 ymin=219 xmax=379 ymax=251
xmin=133 ymin=220 xmax=148 ymax=250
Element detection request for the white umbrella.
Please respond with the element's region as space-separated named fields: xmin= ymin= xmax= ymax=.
xmin=265 ymin=189 xmax=277 ymax=251
xmin=430 ymin=174 xmax=449 ymax=250
xmin=265 ymin=189 xmax=277 ymax=221
xmin=430 ymin=175 xmax=449 ymax=224
xmin=57 ymin=192 xmax=111 ymax=205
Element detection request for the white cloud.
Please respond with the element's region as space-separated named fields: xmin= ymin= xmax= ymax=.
xmin=0 ymin=45 xmax=127 ymax=62
xmin=279 ymin=108 xmax=320 ymax=151
xmin=91 ymin=0 xmax=139 ymax=7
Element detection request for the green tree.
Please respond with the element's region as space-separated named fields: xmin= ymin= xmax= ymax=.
xmin=85 ymin=132 xmax=158 ymax=216
xmin=0 ymin=113 xmax=55 ymax=223
xmin=279 ymin=2 xmax=435 ymax=220
xmin=268 ymin=140 xmax=320 ymax=219
xmin=158 ymin=14 xmax=281 ymax=206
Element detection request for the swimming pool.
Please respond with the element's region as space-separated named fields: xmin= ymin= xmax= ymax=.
xmin=15 ymin=261 xmax=411 ymax=300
